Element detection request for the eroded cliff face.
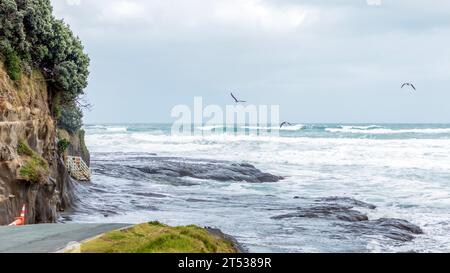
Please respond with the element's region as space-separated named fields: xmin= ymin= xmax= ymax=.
xmin=58 ymin=129 xmax=90 ymax=167
xmin=0 ymin=60 xmax=76 ymax=225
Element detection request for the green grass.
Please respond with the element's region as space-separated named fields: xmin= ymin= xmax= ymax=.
xmin=17 ymin=140 xmax=35 ymax=157
xmin=17 ymin=140 xmax=49 ymax=183
xmin=78 ymin=222 xmax=238 ymax=253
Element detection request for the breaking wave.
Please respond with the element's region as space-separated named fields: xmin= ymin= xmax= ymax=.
xmin=326 ymin=127 xmax=450 ymax=135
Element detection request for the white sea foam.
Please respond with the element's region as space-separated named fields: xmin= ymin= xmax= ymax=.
xmin=197 ymin=125 xmax=224 ymax=131
xmin=326 ymin=127 xmax=450 ymax=134
xmin=241 ymin=124 xmax=305 ymax=131
xmin=197 ymin=124 xmax=305 ymax=131
xmin=340 ymin=125 xmax=382 ymax=130
xmin=85 ymin=125 xmax=106 ymax=129
xmin=105 ymin=127 xmax=128 ymax=132
xmin=86 ymin=130 xmax=450 ymax=171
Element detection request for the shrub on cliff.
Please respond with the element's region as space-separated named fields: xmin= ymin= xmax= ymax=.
xmin=19 ymin=157 xmax=49 ymax=183
xmin=17 ymin=140 xmax=49 ymax=183
xmin=17 ymin=140 xmax=34 ymax=156
xmin=0 ymin=42 xmax=21 ymax=81
xmin=57 ymin=138 xmax=70 ymax=155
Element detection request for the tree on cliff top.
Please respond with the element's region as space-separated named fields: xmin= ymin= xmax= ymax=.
xmin=0 ymin=0 xmax=28 ymax=54
xmin=0 ymin=0 xmax=89 ymax=133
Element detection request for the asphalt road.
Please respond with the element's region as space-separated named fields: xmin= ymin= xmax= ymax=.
xmin=0 ymin=223 xmax=129 ymax=253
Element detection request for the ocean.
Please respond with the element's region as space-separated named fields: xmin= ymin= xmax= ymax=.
xmin=65 ymin=123 xmax=450 ymax=253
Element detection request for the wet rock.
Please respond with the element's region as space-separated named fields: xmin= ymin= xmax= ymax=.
xmin=273 ymin=197 xmax=376 ymax=221
xmin=186 ymin=198 xmax=211 ymax=203
xmin=94 ymin=157 xmax=283 ymax=184
xmin=316 ymin=196 xmax=377 ymax=210
xmin=205 ymin=227 xmax=248 ymax=253
xmin=132 ymin=192 xmax=167 ymax=198
xmin=134 ymin=204 xmax=158 ymax=211
xmin=273 ymin=196 xmax=423 ymax=242
xmin=93 ymin=163 xmax=151 ymax=180
xmin=272 ymin=204 xmax=369 ymax=222
xmin=136 ymin=160 xmax=283 ymax=183
xmin=373 ymin=218 xmax=423 ymax=234
xmin=341 ymin=218 xmax=423 ymax=242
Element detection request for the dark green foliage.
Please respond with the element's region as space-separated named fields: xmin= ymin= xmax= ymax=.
xmin=54 ymin=104 xmax=62 ymax=119
xmin=1 ymin=0 xmax=89 ymax=124
xmin=57 ymin=138 xmax=70 ymax=154
xmin=0 ymin=0 xmax=29 ymax=58
xmin=6 ymin=49 xmax=21 ymax=80
xmin=16 ymin=0 xmax=54 ymax=64
xmin=0 ymin=42 xmax=21 ymax=80
xmin=57 ymin=103 xmax=83 ymax=134
xmin=45 ymin=18 xmax=90 ymax=99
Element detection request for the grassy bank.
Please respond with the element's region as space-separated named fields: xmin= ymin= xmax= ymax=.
xmin=75 ymin=222 xmax=239 ymax=253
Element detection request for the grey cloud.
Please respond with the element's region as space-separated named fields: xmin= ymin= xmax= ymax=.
xmin=52 ymin=0 xmax=450 ymax=123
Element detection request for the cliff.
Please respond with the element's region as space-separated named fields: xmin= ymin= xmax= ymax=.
xmin=58 ymin=129 xmax=90 ymax=166
xmin=0 ymin=59 xmax=80 ymax=225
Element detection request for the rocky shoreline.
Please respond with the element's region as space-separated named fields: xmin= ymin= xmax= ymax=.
xmin=68 ymin=152 xmax=426 ymax=252
xmin=205 ymin=227 xmax=248 ymax=253
xmin=272 ymin=196 xmax=423 ymax=243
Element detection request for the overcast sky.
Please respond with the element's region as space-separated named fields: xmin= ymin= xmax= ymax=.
xmin=52 ymin=0 xmax=450 ymax=123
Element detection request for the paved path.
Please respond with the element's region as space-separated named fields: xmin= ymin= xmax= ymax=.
xmin=0 ymin=223 xmax=129 ymax=253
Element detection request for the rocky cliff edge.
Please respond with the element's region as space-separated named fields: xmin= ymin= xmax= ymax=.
xmin=0 ymin=59 xmax=84 ymax=225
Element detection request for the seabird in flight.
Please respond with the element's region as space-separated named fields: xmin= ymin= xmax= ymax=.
xmin=280 ymin=122 xmax=293 ymax=128
xmin=401 ymin=82 xmax=416 ymax=91
xmin=230 ymin=92 xmax=247 ymax=103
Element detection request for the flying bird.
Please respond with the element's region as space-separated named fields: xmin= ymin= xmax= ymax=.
xmin=401 ymin=82 xmax=416 ymax=91
xmin=230 ymin=93 xmax=246 ymax=103
xmin=280 ymin=122 xmax=293 ymax=128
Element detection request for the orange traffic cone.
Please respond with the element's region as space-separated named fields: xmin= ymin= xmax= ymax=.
xmin=8 ymin=204 xmax=26 ymax=226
